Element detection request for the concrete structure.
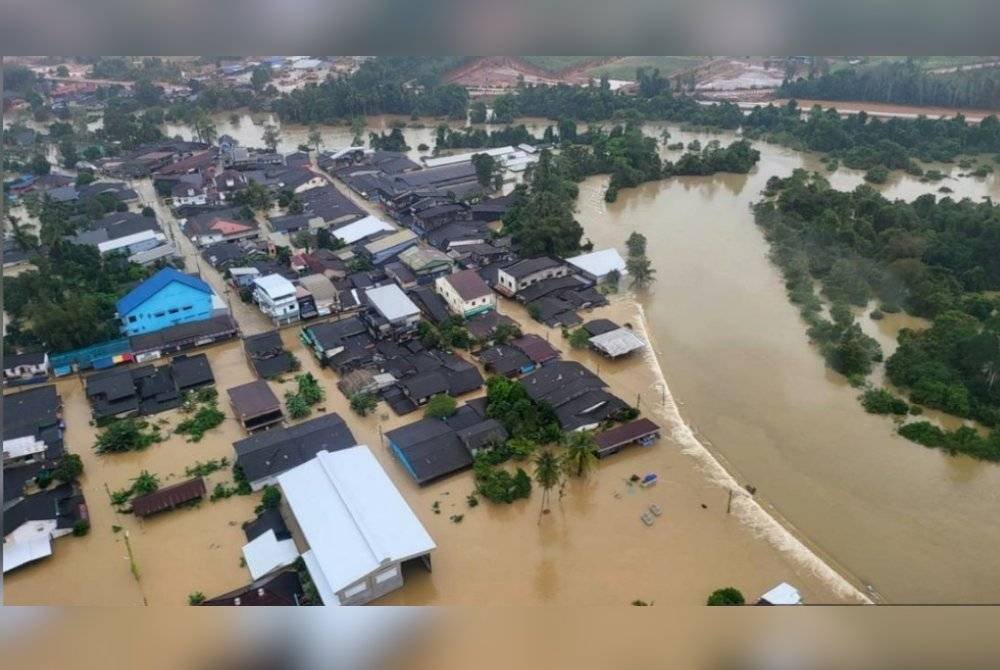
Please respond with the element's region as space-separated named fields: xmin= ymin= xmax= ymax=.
xmin=364 ymin=284 xmax=421 ymax=340
xmin=331 ymin=215 xmax=395 ymax=245
xmin=589 ymin=327 xmax=645 ymax=359
xmin=253 ymin=274 xmax=300 ymax=325
xmin=363 ymin=229 xmax=418 ymax=265
xmin=495 ymin=257 xmax=566 ymax=297
xmin=436 ymin=269 xmax=495 ymax=318
xmin=276 ymin=447 xmax=435 ymax=605
xmin=566 ymin=248 xmax=628 ymax=283
xmin=116 ymin=268 xmax=216 ymax=337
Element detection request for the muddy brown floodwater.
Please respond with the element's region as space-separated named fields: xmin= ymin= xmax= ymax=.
xmin=7 ymin=114 xmax=1000 ymax=605
xmin=576 ymin=122 xmax=1000 ymax=603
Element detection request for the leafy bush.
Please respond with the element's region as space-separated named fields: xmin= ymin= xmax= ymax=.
xmin=860 ymin=388 xmax=909 ymax=415
xmin=285 ymin=392 xmax=311 ymax=419
xmin=175 ymin=404 xmax=225 ymax=442
xmin=260 ymin=485 xmax=282 ymax=510
xmin=184 ymin=458 xmax=230 ymax=477
xmin=424 ymin=393 xmax=457 ymax=419
xmin=94 ymin=419 xmax=162 ymax=454
xmin=349 ymin=392 xmax=378 ymax=417
xmin=188 ymin=592 xmax=206 ymax=605
xmin=707 ymin=587 xmax=745 ymax=606
xmin=72 ymin=520 xmax=90 ymax=537
xmin=568 ymin=328 xmax=591 ymax=349
xmin=51 ymin=454 xmax=84 ymax=482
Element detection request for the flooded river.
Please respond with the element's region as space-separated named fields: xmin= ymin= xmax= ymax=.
xmin=7 ymin=112 xmax=1000 ymax=604
xmin=576 ymin=122 xmax=1000 ymax=603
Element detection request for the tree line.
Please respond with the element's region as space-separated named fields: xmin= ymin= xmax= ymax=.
xmin=756 ymin=170 xmax=1000 ymax=456
xmin=779 ymin=61 xmax=1000 ymax=111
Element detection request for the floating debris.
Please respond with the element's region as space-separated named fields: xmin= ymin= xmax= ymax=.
xmin=649 ymin=504 xmax=662 ymax=516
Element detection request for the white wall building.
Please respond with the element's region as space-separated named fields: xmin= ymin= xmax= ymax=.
xmin=253 ymin=274 xmax=300 ymax=325
xmin=435 ymin=269 xmax=496 ymax=318
xmin=277 ymin=447 xmax=436 ymax=605
xmin=566 ymin=248 xmax=628 ymax=283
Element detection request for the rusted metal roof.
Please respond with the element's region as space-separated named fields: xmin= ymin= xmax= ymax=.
xmin=594 ymin=418 xmax=661 ymax=453
xmin=131 ymin=477 xmax=206 ymax=517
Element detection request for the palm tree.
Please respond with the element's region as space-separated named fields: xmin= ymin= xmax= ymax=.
xmin=307 ymin=125 xmax=323 ymax=151
xmin=561 ymin=430 xmax=598 ymax=478
xmin=534 ymin=449 xmax=562 ymax=522
xmin=627 ymin=254 xmax=657 ymax=288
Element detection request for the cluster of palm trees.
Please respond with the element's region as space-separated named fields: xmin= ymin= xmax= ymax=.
xmin=532 ymin=430 xmax=599 ymax=523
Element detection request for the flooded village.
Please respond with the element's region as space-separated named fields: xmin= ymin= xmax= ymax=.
xmin=5 ymin=56 xmax=1000 ymax=606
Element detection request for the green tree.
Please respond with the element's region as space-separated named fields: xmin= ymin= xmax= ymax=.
xmin=285 ymin=392 xmax=311 ymax=419
xmin=59 ymin=139 xmax=78 ymax=169
xmin=29 ymin=153 xmax=51 ymax=175
xmin=533 ymin=449 xmax=562 ymax=522
xmin=568 ymin=328 xmax=591 ymax=349
xmin=625 ymin=231 xmax=647 ymax=257
xmin=561 ymin=430 xmax=598 ymax=478
xmin=130 ymin=470 xmax=160 ymax=496
xmin=471 ymin=152 xmax=499 ymax=189
xmin=262 ymin=124 xmax=281 ymax=152
xmin=469 ymin=101 xmax=488 ymax=123
xmin=188 ymin=591 xmax=206 ymax=605
xmin=350 ymin=392 xmax=378 ymax=417
xmin=260 ymin=484 xmax=282 ymax=510
xmin=425 ymin=393 xmax=457 ymax=419
xmin=507 ymin=436 xmax=537 ymax=461
xmin=627 ymin=254 xmax=656 ymax=288
xmin=707 ymin=587 xmax=745 ymax=606
xmin=307 ymin=124 xmax=323 ymax=151
xmin=251 ymin=64 xmax=272 ymax=93
xmin=52 ymin=454 xmax=84 ymax=482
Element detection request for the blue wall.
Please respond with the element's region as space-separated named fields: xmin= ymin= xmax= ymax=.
xmin=120 ymin=281 xmax=214 ymax=336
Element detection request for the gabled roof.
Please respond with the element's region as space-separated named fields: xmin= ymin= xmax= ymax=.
xmin=234 ymin=413 xmax=357 ymax=485
xmin=566 ymin=248 xmax=627 ymax=278
xmin=442 ymin=269 xmax=491 ymax=301
xmin=131 ymin=477 xmax=206 ymax=517
xmin=501 ymin=256 xmax=563 ymax=279
xmin=276 ymin=447 xmax=436 ymax=601
xmin=116 ymin=268 xmax=213 ymax=316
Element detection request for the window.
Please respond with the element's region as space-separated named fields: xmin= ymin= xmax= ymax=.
xmin=343 ymin=581 xmax=368 ymax=599
xmin=128 ymin=315 xmax=137 ymax=323
xmin=153 ymin=311 xmax=165 ymax=318
xmin=182 ymin=305 xmax=193 ymax=311
xmin=375 ymin=566 xmax=399 ymax=584
xmin=168 ymin=308 xmax=179 ymax=314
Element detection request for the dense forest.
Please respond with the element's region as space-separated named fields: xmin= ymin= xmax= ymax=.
xmin=273 ymin=58 xmax=470 ymax=123
xmin=755 ymin=170 xmax=1000 ymax=458
xmin=779 ymin=61 xmax=1000 ymax=111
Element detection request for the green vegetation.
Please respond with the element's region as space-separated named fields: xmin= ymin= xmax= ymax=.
xmin=533 ymin=449 xmax=563 ymax=520
xmin=175 ymin=402 xmax=225 ymax=442
xmin=72 ymin=520 xmax=91 ymax=537
xmin=369 ymin=128 xmax=409 ymax=152
xmin=188 ymin=591 xmax=206 ymax=606
xmin=501 ymin=150 xmax=584 ymax=258
xmin=484 ymin=375 xmax=561 ymax=442
xmin=349 ymin=392 xmax=379 ymax=417
xmin=707 ymin=587 xmax=745 ymax=606
xmin=779 ymin=60 xmax=1000 ymax=110
xmin=561 ymin=430 xmax=598 ymax=478
xmin=418 ymin=317 xmax=472 ymax=350
xmin=4 ymin=197 xmax=158 ymax=352
xmin=897 ymin=422 xmax=1000 ymax=461
xmin=436 ymin=123 xmax=542 ymax=151
xmin=285 ymin=373 xmax=325 ymax=419
xmin=50 ymin=454 xmax=84 ymax=483
xmin=130 ymin=470 xmax=160 ymax=496
xmin=756 ymin=170 xmax=1000 ymax=455
xmin=260 ymin=485 xmax=282 ymax=511
xmin=860 ymin=388 xmax=910 ymax=415
xmin=274 ymin=58 xmax=469 ymax=123
xmin=184 ymin=458 xmax=230 ymax=478
xmin=473 ymin=451 xmax=533 ymax=505
xmin=623 ymin=231 xmax=656 ymax=289
xmin=424 ymin=394 xmax=457 ymax=419
xmin=567 ymin=328 xmax=591 ymax=349
xmin=94 ymin=419 xmax=162 ymax=454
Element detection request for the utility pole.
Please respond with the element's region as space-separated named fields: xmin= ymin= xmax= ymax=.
xmin=726 ymin=489 xmax=733 ymax=515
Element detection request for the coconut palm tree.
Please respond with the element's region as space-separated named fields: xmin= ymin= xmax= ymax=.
xmin=561 ymin=430 xmax=598 ymax=478
xmin=534 ymin=449 xmax=562 ymax=523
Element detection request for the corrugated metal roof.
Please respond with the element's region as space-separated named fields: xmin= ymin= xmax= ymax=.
xmin=131 ymin=477 xmax=206 ymax=517
xmin=116 ymin=268 xmax=213 ymax=316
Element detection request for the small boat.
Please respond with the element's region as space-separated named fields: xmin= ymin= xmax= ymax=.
xmin=640 ymin=512 xmax=654 ymax=526
xmin=640 ymin=473 xmax=658 ymax=488
xmin=649 ymin=504 xmax=662 ymax=516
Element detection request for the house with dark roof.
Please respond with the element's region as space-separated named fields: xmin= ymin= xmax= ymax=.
xmin=407 ymin=285 xmax=451 ymax=325
xmin=297 ymin=185 xmax=365 ymax=226
xmin=85 ymin=354 xmax=214 ymax=421
xmin=436 ymin=268 xmax=495 ymax=317
xmin=300 ymin=317 xmax=373 ymax=370
xmin=131 ymin=477 xmax=206 ymax=517
xmin=520 ymin=361 xmax=630 ymax=432
xmin=3 ymin=385 xmax=64 ymax=475
xmin=3 ymin=483 xmax=87 ymax=573
xmin=228 ymin=380 xmax=284 ymax=432
xmin=385 ymin=400 xmax=504 ymax=485
xmin=202 ymin=569 xmax=306 ymax=606
xmin=510 ymin=334 xmax=560 ymax=366
xmin=244 ymin=331 xmax=298 ymax=379
xmin=495 ymin=257 xmax=567 ymax=297
xmin=233 ymin=412 xmax=357 ymax=490
xmin=465 ymin=310 xmax=520 ymax=344
xmin=183 ymin=208 xmax=260 ymax=247
xmin=116 ymin=267 xmax=216 ymax=336
xmin=594 ymin=418 xmax=660 ymax=458
xmin=71 ymin=211 xmax=175 ymax=266
xmin=476 ymin=344 xmax=534 ymax=378
xmin=3 ymin=351 xmax=50 ymax=386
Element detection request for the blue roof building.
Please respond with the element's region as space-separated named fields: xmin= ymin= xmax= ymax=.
xmin=116 ymin=268 xmax=216 ymax=336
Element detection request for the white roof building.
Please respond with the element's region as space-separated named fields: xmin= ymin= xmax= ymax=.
xmin=3 ymin=538 xmax=53 ymax=573
xmin=277 ymin=447 xmax=436 ymax=605
xmin=758 ymin=582 xmax=803 ymax=605
xmin=589 ymin=328 xmax=646 ymax=359
xmin=332 ymin=215 xmax=396 ymax=245
xmin=566 ymin=248 xmax=628 ymax=282
xmin=253 ymin=274 xmax=297 ymax=301
xmin=242 ymin=529 xmax=300 ymax=580
xmin=365 ymin=284 xmax=420 ymax=323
